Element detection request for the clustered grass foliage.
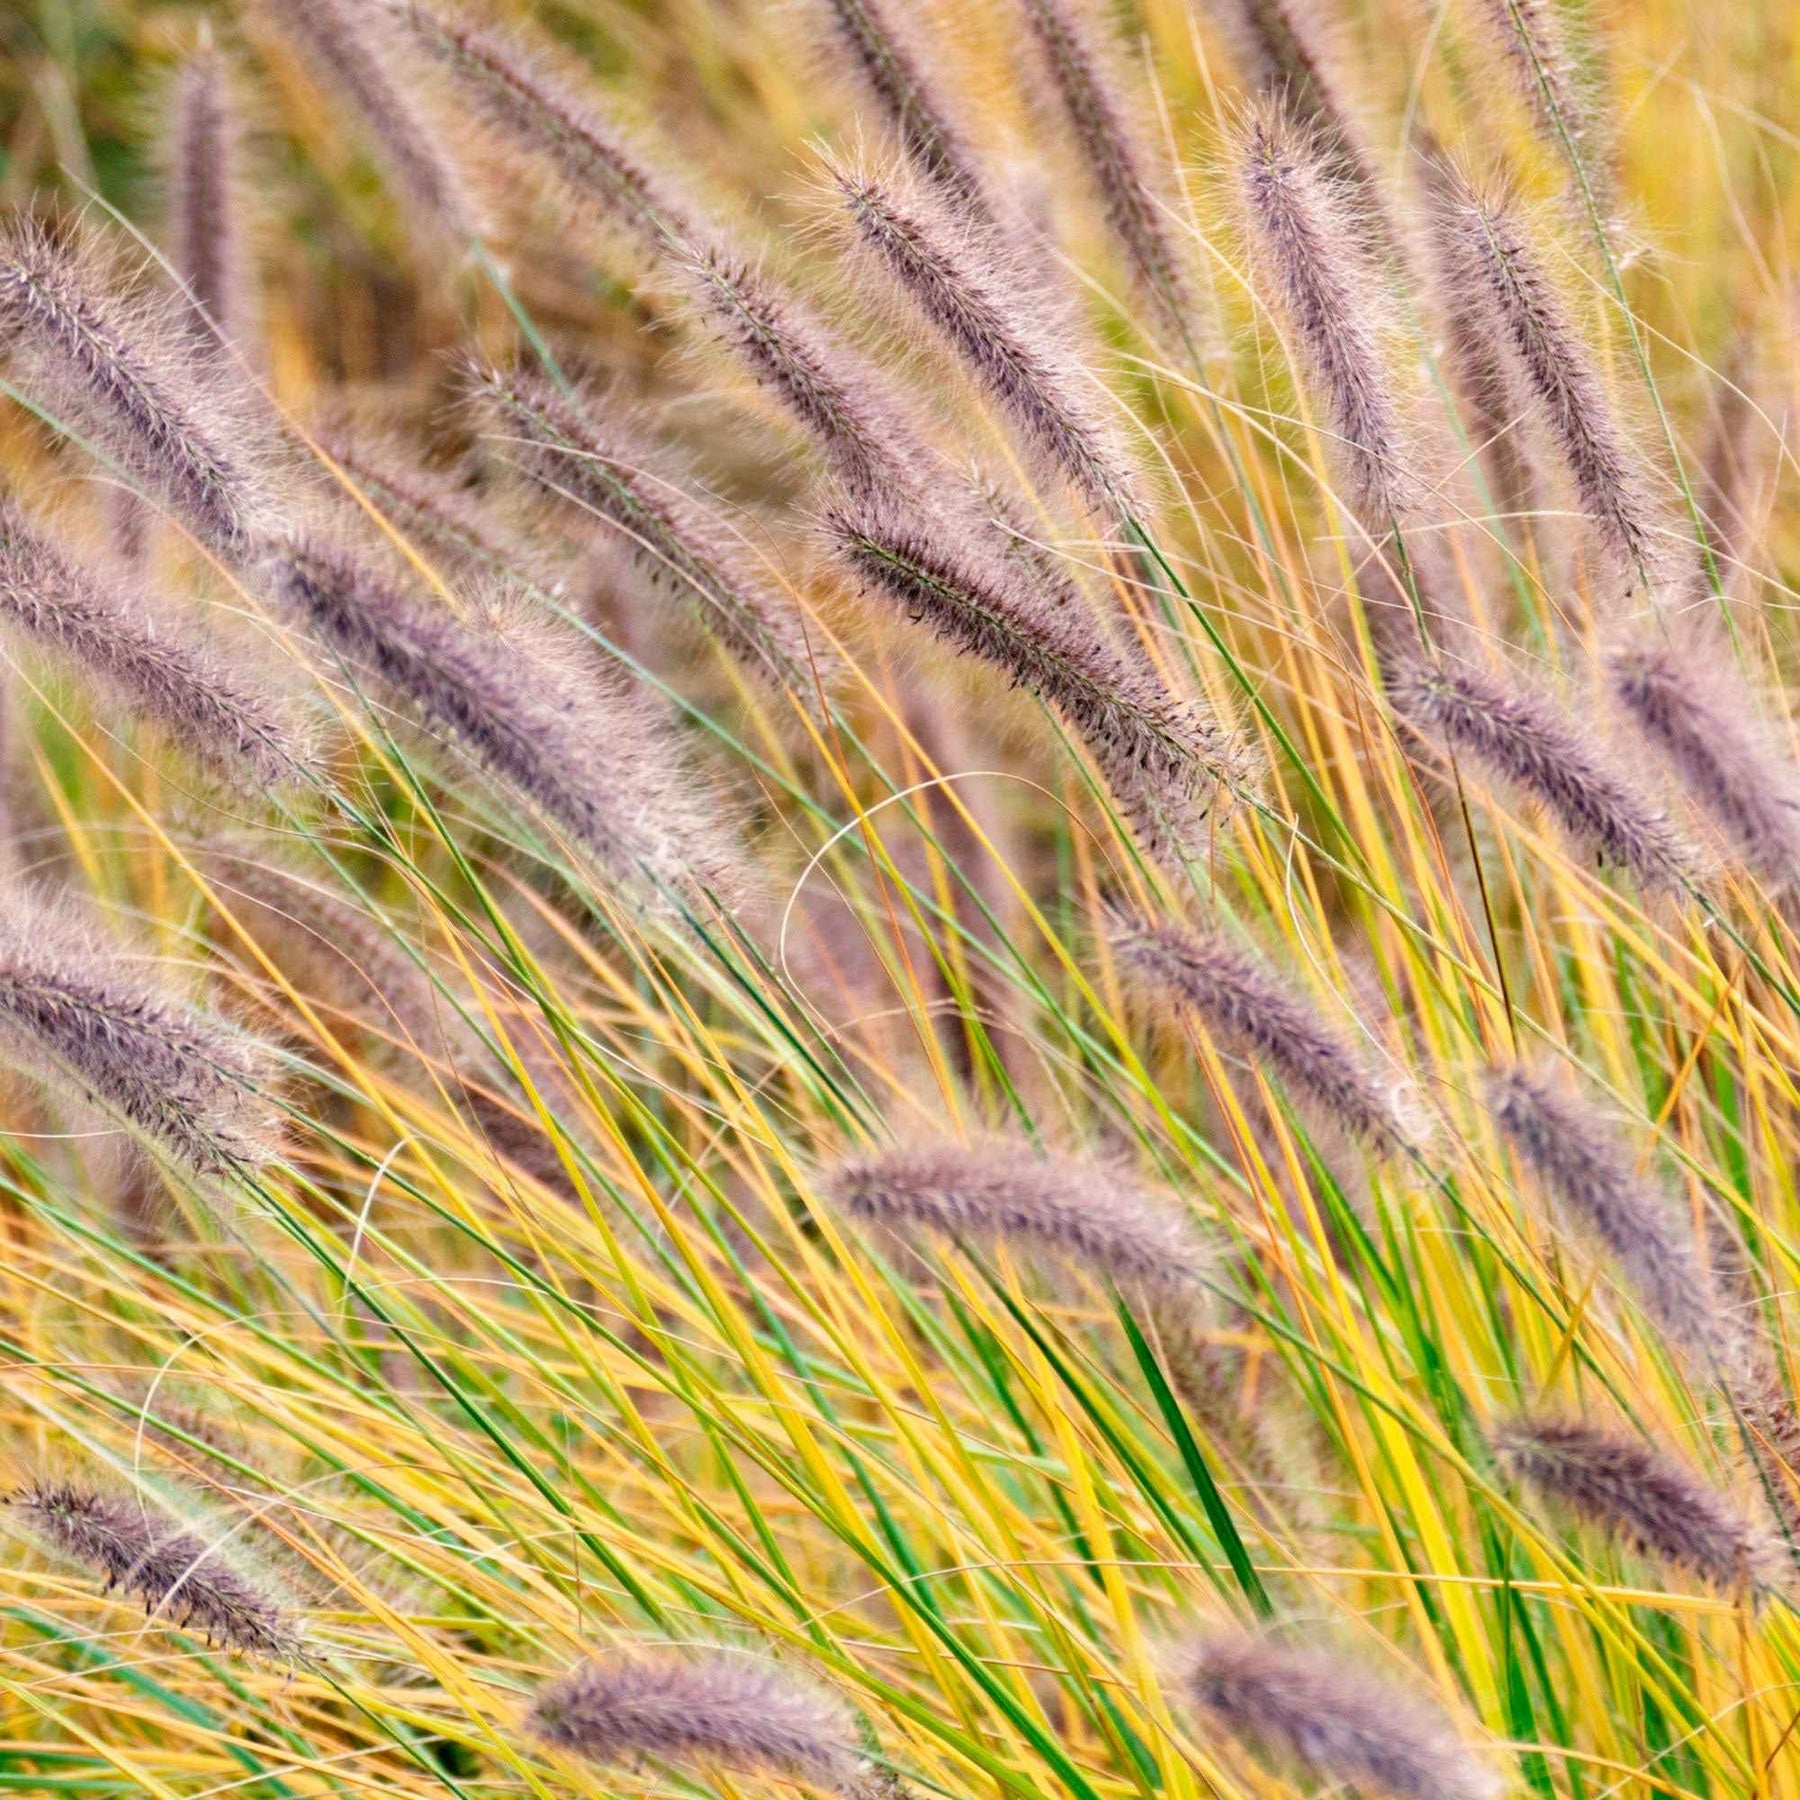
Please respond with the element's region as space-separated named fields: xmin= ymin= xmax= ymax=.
xmin=1 ymin=0 xmax=1799 ymax=1795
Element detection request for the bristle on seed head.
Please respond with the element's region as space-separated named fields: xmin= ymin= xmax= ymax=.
xmin=9 ymin=1478 xmax=303 ymax=1661
xmin=0 ymin=217 xmax=270 ymax=557
xmin=1109 ymin=913 xmax=1409 ymax=1153
xmin=1607 ymin=629 xmax=1800 ymax=890
xmin=0 ymin=889 xmax=282 ymax=1178
xmin=0 ymin=501 xmax=315 ymax=792
xmin=823 ymin=492 xmax=1247 ymax=863
xmin=1497 ymin=1414 xmax=1772 ymax=1591
xmin=1179 ymin=1632 xmax=1499 ymax=1800
xmin=823 ymin=1137 xmax=1210 ymax=1291
xmin=1383 ymin=650 xmax=1698 ymax=893
xmin=1484 ymin=1063 xmax=1729 ymax=1362
xmin=527 ymin=1649 xmax=864 ymax=1791
xmin=829 ymin=155 xmax=1141 ymax=516
xmin=1234 ymin=103 xmax=1412 ymax=525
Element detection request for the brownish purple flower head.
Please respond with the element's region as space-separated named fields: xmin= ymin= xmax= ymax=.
xmin=9 ymin=1478 xmax=303 ymax=1660
xmin=0 ymin=890 xmax=282 ymax=1178
xmin=1109 ymin=914 xmax=1408 ymax=1153
xmin=1235 ymin=105 xmax=1411 ymax=526
xmin=1383 ymin=650 xmax=1698 ymax=893
xmin=1419 ymin=145 xmax=1537 ymax=530
xmin=472 ymin=364 xmax=833 ymax=703
xmin=830 ymin=157 xmax=1141 ymax=517
xmin=1497 ymin=1414 xmax=1770 ymax=1591
xmin=823 ymin=493 xmax=1245 ymax=863
xmin=1607 ymin=630 xmax=1800 ymax=890
xmin=1017 ymin=0 xmax=1192 ymax=337
xmin=390 ymin=0 xmax=695 ymax=253
xmin=815 ymin=0 xmax=997 ymax=226
xmin=823 ymin=1137 xmax=1209 ymax=1291
xmin=527 ymin=1649 xmax=864 ymax=1792
xmin=0 ymin=501 xmax=314 ymax=793
xmin=1435 ymin=170 xmax=1663 ymax=584
xmin=0 ymin=218 xmax=268 ymax=558
xmin=1178 ymin=1632 xmax=1497 ymax=1800
xmin=1476 ymin=0 xmax=1606 ymax=196
xmin=165 ymin=44 xmax=253 ymax=351
xmin=263 ymin=535 xmax=737 ymax=905
xmin=675 ymin=245 xmax=936 ymax=499
xmin=1201 ymin=0 xmax=1389 ymax=219
xmin=311 ymin=415 xmax=570 ymax=595
xmin=247 ymin=0 xmax=472 ymax=232
xmin=1485 ymin=1063 xmax=1728 ymax=1362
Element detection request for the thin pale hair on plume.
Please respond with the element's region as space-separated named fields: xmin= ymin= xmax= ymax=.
xmin=822 ymin=491 xmax=1248 ymax=865
xmin=1606 ymin=620 xmax=1800 ymax=891
xmin=1233 ymin=101 xmax=1413 ymax=528
xmin=1381 ymin=648 xmax=1698 ymax=894
xmin=7 ymin=1477 xmax=305 ymax=1661
xmin=1016 ymin=0 xmax=1194 ymax=338
xmin=527 ymin=1648 xmax=869 ymax=1793
xmin=828 ymin=150 xmax=1143 ymax=518
xmin=811 ymin=0 xmax=998 ymax=229
xmin=262 ymin=534 xmax=742 ymax=909
xmin=1107 ymin=910 xmax=1411 ymax=1155
xmin=1178 ymin=1631 xmax=1499 ymax=1800
xmin=1484 ymin=1062 xmax=1729 ymax=1363
xmin=0 ymin=217 xmax=273 ymax=559
xmin=0 ymin=886 xmax=283 ymax=1179
xmin=1496 ymin=1413 xmax=1775 ymax=1592
xmin=470 ymin=362 xmax=835 ymax=705
xmin=822 ymin=1135 xmax=1211 ymax=1293
xmin=0 ymin=499 xmax=316 ymax=794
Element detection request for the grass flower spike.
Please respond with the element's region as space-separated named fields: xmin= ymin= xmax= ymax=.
xmin=1179 ymin=1633 xmax=1497 ymax=1800
xmin=0 ymin=220 xmax=266 ymax=556
xmin=528 ymin=1650 xmax=864 ymax=1791
xmin=824 ymin=1137 xmax=1209 ymax=1289
xmin=10 ymin=1478 xmax=303 ymax=1660
xmin=0 ymin=890 xmax=281 ymax=1177
xmin=1498 ymin=1414 xmax=1770 ymax=1590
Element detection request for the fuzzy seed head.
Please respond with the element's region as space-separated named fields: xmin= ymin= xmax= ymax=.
xmin=1236 ymin=105 xmax=1411 ymax=525
xmin=264 ymin=536 xmax=737 ymax=904
xmin=473 ymin=365 xmax=833 ymax=702
xmin=0 ymin=219 xmax=267 ymax=557
xmin=1202 ymin=0 xmax=1390 ymax=213
xmin=831 ymin=158 xmax=1140 ymax=516
xmin=1384 ymin=651 xmax=1698 ymax=892
xmin=250 ymin=0 xmax=472 ymax=230
xmin=676 ymin=245 xmax=936 ymax=498
xmin=1607 ymin=633 xmax=1800 ymax=889
xmin=0 ymin=891 xmax=281 ymax=1177
xmin=1438 ymin=173 xmax=1663 ymax=583
xmin=824 ymin=494 xmax=1246 ymax=862
xmin=528 ymin=1650 xmax=862 ymax=1790
xmin=0 ymin=502 xmax=314 ymax=792
xmin=1477 ymin=0 xmax=1606 ymax=192
xmin=823 ymin=1137 xmax=1209 ymax=1291
xmin=1497 ymin=1414 xmax=1770 ymax=1590
xmin=1018 ymin=0 xmax=1191 ymax=335
xmin=166 ymin=45 xmax=254 ymax=351
xmin=392 ymin=0 xmax=695 ymax=251
xmin=1110 ymin=915 xmax=1407 ymax=1153
xmin=1180 ymin=1633 xmax=1498 ymax=1800
xmin=816 ymin=0 xmax=996 ymax=226
xmin=1485 ymin=1064 xmax=1728 ymax=1361
xmin=10 ymin=1479 xmax=303 ymax=1660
